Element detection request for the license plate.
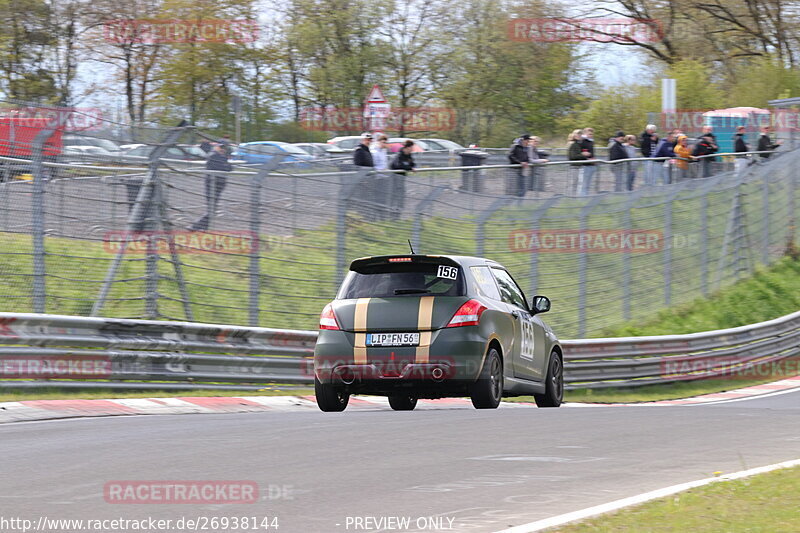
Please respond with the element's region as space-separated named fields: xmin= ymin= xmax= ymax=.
xmin=366 ymin=333 xmax=420 ymax=347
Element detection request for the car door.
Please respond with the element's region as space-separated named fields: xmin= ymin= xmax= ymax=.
xmin=490 ymin=268 xmax=546 ymax=381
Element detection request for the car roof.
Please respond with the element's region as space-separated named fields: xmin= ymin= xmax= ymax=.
xmin=349 ymin=254 xmax=503 ymax=271
xmin=242 ymin=141 xmax=287 ymax=146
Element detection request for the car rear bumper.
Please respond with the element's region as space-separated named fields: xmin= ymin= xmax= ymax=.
xmin=314 ymin=327 xmax=488 ymax=387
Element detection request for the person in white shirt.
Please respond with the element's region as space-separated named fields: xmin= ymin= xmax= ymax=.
xmin=371 ymin=135 xmax=389 ymax=170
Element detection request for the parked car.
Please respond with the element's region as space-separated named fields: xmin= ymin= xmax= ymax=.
xmin=124 ymin=144 xmax=209 ymax=161
xmin=233 ymin=141 xmax=314 ymax=165
xmin=386 ymin=138 xmax=430 ymax=153
xmin=61 ymin=145 xmax=117 ymax=164
xmin=313 ymin=254 xmax=563 ymax=412
xmin=326 ymin=136 xmax=364 ymax=150
xmin=417 ymin=138 xmax=465 ymax=152
xmin=62 ymin=135 xmax=122 ymax=155
xmin=292 ymin=142 xmax=347 ymax=158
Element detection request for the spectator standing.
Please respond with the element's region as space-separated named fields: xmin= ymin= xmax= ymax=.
xmin=527 ymin=136 xmax=549 ymax=192
xmin=353 ymin=133 xmax=374 ymax=167
xmin=508 ymin=134 xmax=531 ymax=197
xmin=372 ymin=135 xmax=389 ymax=170
xmin=608 ymin=131 xmax=627 ymax=192
xmin=577 ymin=127 xmax=596 ymax=195
xmin=567 ymin=129 xmax=585 ymax=195
xmin=190 ymin=144 xmax=232 ymax=231
xmin=733 ymin=126 xmax=749 ymax=173
xmin=673 ymin=134 xmax=694 ymax=180
xmin=623 ymin=135 xmax=638 ymax=190
xmin=652 ymin=130 xmax=678 ymax=184
xmin=199 ymin=139 xmax=212 ymax=153
xmin=757 ymin=126 xmax=782 ymax=159
xmin=219 ymin=134 xmax=234 ymax=157
xmin=389 ymin=140 xmax=416 ymax=218
xmin=640 ymin=124 xmax=659 ymax=186
xmin=692 ymin=134 xmax=717 ymax=177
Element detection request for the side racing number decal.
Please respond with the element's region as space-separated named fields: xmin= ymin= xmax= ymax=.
xmin=519 ymin=313 xmax=535 ymax=361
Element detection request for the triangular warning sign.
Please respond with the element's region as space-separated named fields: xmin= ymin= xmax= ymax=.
xmin=365 ymin=84 xmax=386 ymax=103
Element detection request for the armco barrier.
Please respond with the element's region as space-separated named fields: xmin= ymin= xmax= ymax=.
xmin=0 ymin=310 xmax=798 ymax=391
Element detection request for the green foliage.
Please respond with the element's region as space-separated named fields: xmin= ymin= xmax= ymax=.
xmin=562 ymin=85 xmax=660 ymax=142
xmin=666 ymin=59 xmax=725 ymax=110
xmin=603 ymin=257 xmax=800 ymax=337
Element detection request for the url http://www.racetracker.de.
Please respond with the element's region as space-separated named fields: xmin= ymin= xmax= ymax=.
xmin=0 ymin=516 xmax=280 ymax=532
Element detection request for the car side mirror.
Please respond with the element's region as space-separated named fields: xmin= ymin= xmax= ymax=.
xmin=531 ymin=295 xmax=551 ymax=314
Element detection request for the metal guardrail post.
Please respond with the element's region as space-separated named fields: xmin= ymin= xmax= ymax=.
xmin=578 ymin=196 xmax=603 ymax=337
xmin=92 ymin=122 xmax=187 ymax=317
xmin=248 ymin=156 xmax=286 ymax=326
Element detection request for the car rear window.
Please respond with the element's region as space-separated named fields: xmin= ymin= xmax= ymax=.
xmin=338 ymin=263 xmax=465 ymax=299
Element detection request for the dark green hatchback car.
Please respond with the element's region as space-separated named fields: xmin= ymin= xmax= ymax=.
xmin=313 ymin=254 xmax=563 ymax=411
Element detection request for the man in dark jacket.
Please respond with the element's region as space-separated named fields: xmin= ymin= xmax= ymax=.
xmin=190 ymin=144 xmax=232 ymax=231
xmin=653 ymin=130 xmax=677 ymax=184
xmin=609 ymin=131 xmax=627 ymax=192
xmin=353 ymin=133 xmax=374 ymax=167
xmin=640 ymin=124 xmax=658 ymax=186
xmin=733 ymin=126 xmax=749 ymax=173
xmin=757 ymin=126 xmax=782 ymax=159
xmin=508 ymin=134 xmax=530 ymax=196
xmin=576 ymin=128 xmax=596 ymax=195
xmin=692 ymin=134 xmax=717 ymax=177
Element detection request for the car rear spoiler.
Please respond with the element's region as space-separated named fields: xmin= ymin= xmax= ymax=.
xmin=349 ymin=255 xmax=460 ymax=273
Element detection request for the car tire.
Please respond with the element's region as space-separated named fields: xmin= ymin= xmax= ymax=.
xmin=534 ymin=351 xmax=564 ymax=408
xmin=388 ymin=394 xmax=417 ymax=411
xmin=470 ymin=347 xmax=503 ymax=409
xmin=315 ymin=377 xmax=349 ymax=412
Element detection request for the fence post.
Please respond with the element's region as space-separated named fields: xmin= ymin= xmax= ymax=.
xmin=622 ymin=192 xmax=640 ymax=321
xmin=762 ymin=172 xmax=770 ymax=264
xmin=31 ymin=136 xmax=49 ymax=314
xmin=578 ymin=195 xmax=602 ymax=338
xmin=663 ymin=192 xmax=674 ymax=307
xmin=336 ymin=168 xmax=368 ymax=286
xmin=248 ymin=155 xmax=286 ymax=326
xmin=700 ymin=190 xmax=709 ymax=297
xmin=475 ymin=197 xmax=513 ymax=257
xmin=411 ymin=185 xmax=447 ymax=254
xmin=29 ymin=111 xmax=69 ymax=313
xmin=528 ymin=196 xmax=562 ymax=298
xmin=92 ymin=121 xmax=187 ymax=317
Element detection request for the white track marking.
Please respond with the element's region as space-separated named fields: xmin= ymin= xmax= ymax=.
xmin=495 ymin=458 xmax=800 ymax=533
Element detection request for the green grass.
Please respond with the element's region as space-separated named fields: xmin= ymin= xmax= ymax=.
xmin=600 ymin=256 xmax=800 ymax=337
xmin=556 ymin=465 xmax=800 ymax=532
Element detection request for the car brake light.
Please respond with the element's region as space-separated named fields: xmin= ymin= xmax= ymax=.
xmin=388 ymin=257 xmax=412 ymax=262
xmin=447 ymin=299 xmax=487 ymax=327
xmin=319 ymin=303 xmax=340 ymax=330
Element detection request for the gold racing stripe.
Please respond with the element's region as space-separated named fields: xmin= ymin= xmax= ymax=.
xmin=415 ymin=296 xmax=435 ymax=364
xmin=353 ymin=298 xmax=371 ymax=364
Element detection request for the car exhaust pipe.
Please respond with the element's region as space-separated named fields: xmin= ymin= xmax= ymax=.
xmin=337 ymin=368 xmax=356 ymax=385
xmin=431 ymin=367 xmax=444 ymax=381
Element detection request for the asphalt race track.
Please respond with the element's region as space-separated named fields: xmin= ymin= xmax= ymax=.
xmin=2 ymin=390 xmax=800 ymax=533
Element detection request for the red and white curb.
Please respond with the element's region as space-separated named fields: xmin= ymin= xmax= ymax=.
xmin=595 ymin=375 xmax=800 ymax=407
xmin=1 ymin=376 xmax=799 ymax=423
xmin=0 ymin=396 xmax=539 ymax=423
